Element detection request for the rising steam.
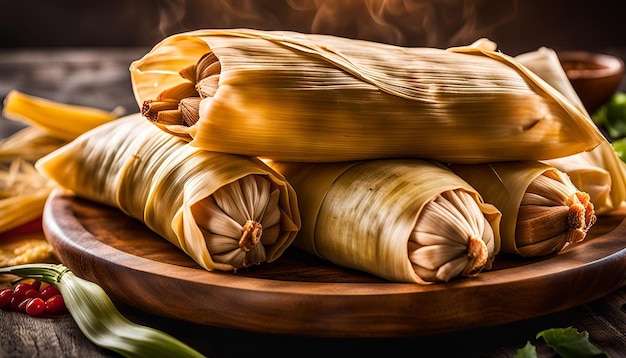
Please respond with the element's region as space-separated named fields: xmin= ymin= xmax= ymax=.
xmin=153 ymin=0 xmax=518 ymax=48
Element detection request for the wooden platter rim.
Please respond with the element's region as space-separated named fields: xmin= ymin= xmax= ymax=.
xmin=42 ymin=189 xmax=626 ymax=337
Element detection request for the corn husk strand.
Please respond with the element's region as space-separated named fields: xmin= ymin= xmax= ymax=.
xmin=0 ymin=126 xmax=66 ymax=164
xmin=449 ymin=161 xmax=596 ymax=257
xmin=0 ymin=158 xmax=55 ymax=235
xmin=2 ymin=90 xmax=122 ymax=141
xmin=130 ymin=29 xmax=603 ymax=163
xmin=36 ymin=114 xmax=300 ymax=272
xmin=516 ymin=47 xmax=626 ymax=214
xmin=268 ymin=159 xmax=501 ymax=284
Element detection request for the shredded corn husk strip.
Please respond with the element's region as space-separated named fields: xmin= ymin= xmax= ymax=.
xmin=0 ymin=158 xmax=55 ymax=234
xmin=449 ymin=161 xmax=596 ymax=257
xmin=130 ymin=29 xmax=603 ymax=163
xmin=0 ymin=126 xmax=66 ymax=163
xmin=515 ymin=47 xmax=626 ymax=214
xmin=2 ymin=90 xmax=122 ymax=141
xmin=268 ymin=159 xmax=501 ymax=284
xmin=36 ymin=114 xmax=300 ymax=271
xmin=0 ymin=234 xmax=56 ymax=267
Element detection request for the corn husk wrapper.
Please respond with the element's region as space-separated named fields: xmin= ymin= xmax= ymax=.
xmin=516 ymin=47 xmax=626 ymax=214
xmin=130 ymin=29 xmax=603 ymax=163
xmin=449 ymin=161 xmax=596 ymax=257
xmin=268 ymin=159 xmax=501 ymax=284
xmin=36 ymin=114 xmax=300 ymax=272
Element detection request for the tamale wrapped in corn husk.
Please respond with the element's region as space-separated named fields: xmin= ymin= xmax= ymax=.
xmin=268 ymin=159 xmax=501 ymax=284
xmin=36 ymin=114 xmax=300 ymax=272
xmin=449 ymin=161 xmax=596 ymax=257
xmin=516 ymin=47 xmax=626 ymax=214
xmin=130 ymin=29 xmax=603 ymax=163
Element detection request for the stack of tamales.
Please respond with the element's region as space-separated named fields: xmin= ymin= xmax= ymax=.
xmin=5 ymin=29 xmax=624 ymax=283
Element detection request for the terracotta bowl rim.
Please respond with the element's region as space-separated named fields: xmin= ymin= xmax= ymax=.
xmin=557 ymin=51 xmax=624 ymax=80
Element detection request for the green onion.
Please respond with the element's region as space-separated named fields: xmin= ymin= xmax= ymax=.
xmin=0 ymin=263 xmax=206 ymax=358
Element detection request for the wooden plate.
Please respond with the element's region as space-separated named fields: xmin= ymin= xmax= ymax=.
xmin=43 ymin=189 xmax=626 ymax=338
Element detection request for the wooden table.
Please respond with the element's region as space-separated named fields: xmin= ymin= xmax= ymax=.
xmin=1 ymin=48 xmax=626 ymax=358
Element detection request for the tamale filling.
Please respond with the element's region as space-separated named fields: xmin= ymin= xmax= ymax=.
xmin=143 ymin=52 xmax=220 ymax=127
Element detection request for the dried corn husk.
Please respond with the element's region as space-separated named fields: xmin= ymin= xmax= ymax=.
xmin=449 ymin=161 xmax=596 ymax=257
xmin=515 ymin=47 xmax=626 ymax=214
xmin=36 ymin=114 xmax=300 ymax=272
xmin=0 ymin=126 xmax=66 ymax=164
xmin=129 ymin=29 xmax=603 ymax=163
xmin=268 ymin=159 xmax=501 ymax=284
xmin=2 ymin=90 xmax=122 ymax=142
xmin=0 ymin=158 xmax=54 ymax=235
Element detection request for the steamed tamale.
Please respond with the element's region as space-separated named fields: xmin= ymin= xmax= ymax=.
xmin=268 ymin=159 xmax=501 ymax=284
xmin=130 ymin=29 xmax=603 ymax=163
xmin=36 ymin=114 xmax=300 ymax=272
xmin=449 ymin=161 xmax=596 ymax=257
xmin=515 ymin=47 xmax=626 ymax=214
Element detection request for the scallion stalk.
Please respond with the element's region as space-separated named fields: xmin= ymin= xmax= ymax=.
xmin=0 ymin=263 xmax=206 ymax=358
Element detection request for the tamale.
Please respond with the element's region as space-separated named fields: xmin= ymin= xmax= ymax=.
xmin=130 ymin=29 xmax=603 ymax=163
xmin=268 ymin=159 xmax=501 ymax=284
xmin=449 ymin=161 xmax=596 ymax=257
xmin=516 ymin=47 xmax=626 ymax=214
xmin=36 ymin=114 xmax=300 ymax=272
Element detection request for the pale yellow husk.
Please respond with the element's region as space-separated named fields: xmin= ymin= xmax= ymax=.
xmin=268 ymin=159 xmax=501 ymax=284
xmin=449 ymin=161 xmax=595 ymax=257
xmin=0 ymin=159 xmax=54 ymax=234
xmin=516 ymin=47 xmax=626 ymax=214
xmin=0 ymin=126 xmax=66 ymax=163
xmin=2 ymin=90 xmax=122 ymax=142
xmin=130 ymin=29 xmax=603 ymax=163
xmin=36 ymin=114 xmax=300 ymax=271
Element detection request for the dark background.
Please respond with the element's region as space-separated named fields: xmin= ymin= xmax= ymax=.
xmin=0 ymin=0 xmax=624 ymax=55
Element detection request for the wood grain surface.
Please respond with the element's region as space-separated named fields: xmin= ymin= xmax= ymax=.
xmin=43 ymin=189 xmax=626 ymax=338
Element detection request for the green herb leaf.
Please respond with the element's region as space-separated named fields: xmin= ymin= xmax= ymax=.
xmin=513 ymin=341 xmax=537 ymax=358
xmin=536 ymin=327 xmax=608 ymax=358
xmin=612 ymin=137 xmax=626 ymax=162
xmin=594 ymin=92 xmax=626 ymax=139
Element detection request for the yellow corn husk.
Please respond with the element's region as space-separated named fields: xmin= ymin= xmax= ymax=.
xmin=0 ymin=125 xmax=66 ymax=163
xmin=268 ymin=159 xmax=501 ymax=284
xmin=36 ymin=114 xmax=300 ymax=272
xmin=2 ymin=90 xmax=122 ymax=141
xmin=0 ymin=158 xmax=55 ymax=234
xmin=129 ymin=29 xmax=603 ymax=163
xmin=449 ymin=161 xmax=596 ymax=257
xmin=0 ymin=234 xmax=57 ymax=267
xmin=515 ymin=47 xmax=626 ymax=214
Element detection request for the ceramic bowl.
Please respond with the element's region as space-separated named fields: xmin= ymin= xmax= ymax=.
xmin=558 ymin=51 xmax=624 ymax=113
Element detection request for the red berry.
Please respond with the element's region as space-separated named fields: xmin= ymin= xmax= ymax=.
xmin=17 ymin=298 xmax=31 ymax=312
xmin=19 ymin=279 xmax=41 ymax=291
xmin=12 ymin=283 xmax=32 ymax=302
xmin=0 ymin=288 xmax=13 ymax=309
xmin=40 ymin=285 xmax=60 ymax=301
xmin=24 ymin=289 xmax=40 ymax=300
xmin=10 ymin=296 xmax=22 ymax=311
xmin=26 ymin=298 xmax=46 ymax=316
xmin=45 ymin=295 xmax=66 ymax=314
